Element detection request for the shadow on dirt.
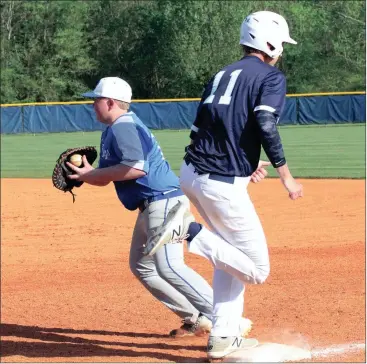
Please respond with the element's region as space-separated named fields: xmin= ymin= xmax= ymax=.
xmin=1 ymin=323 xmax=207 ymax=362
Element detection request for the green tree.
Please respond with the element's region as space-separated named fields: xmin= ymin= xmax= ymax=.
xmin=1 ymin=0 xmax=365 ymax=102
xmin=1 ymin=1 xmax=96 ymax=103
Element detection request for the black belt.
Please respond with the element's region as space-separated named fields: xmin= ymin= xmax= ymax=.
xmin=184 ymin=159 xmax=235 ymax=184
xmin=138 ymin=189 xmax=184 ymax=212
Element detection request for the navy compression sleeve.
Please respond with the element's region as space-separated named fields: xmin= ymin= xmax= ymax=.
xmin=255 ymin=110 xmax=286 ymax=168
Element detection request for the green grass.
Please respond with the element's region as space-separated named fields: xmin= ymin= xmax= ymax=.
xmin=1 ymin=124 xmax=365 ymax=178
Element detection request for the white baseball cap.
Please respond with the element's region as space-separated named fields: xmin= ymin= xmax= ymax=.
xmin=82 ymin=77 xmax=132 ymax=103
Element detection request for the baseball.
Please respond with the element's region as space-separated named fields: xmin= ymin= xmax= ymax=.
xmin=69 ymin=154 xmax=83 ymax=167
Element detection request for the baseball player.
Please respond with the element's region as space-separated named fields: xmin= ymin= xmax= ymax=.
xmin=144 ymin=11 xmax=303 ymax=359
xmin=66 ymin=77 xmax=262 ymax=338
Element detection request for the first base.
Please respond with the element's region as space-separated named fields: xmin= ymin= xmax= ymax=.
xmin=222 ymin=342 xmax=312 ymax=362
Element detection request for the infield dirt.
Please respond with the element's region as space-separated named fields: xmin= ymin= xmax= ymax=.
xmin=1 ymin=179 xmax=365 ymax=362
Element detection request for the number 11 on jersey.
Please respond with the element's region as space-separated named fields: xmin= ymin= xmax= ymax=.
xmin=203 ymin=69 xmax=242 ymax=106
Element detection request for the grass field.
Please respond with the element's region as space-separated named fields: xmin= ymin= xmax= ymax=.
xmin=1 ymin=124 xmax=365 ymax=179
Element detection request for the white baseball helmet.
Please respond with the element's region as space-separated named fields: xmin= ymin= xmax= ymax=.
xmin=239 ymin=11 xmax=297 ymax=58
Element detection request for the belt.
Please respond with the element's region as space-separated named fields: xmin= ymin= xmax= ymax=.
xmin=184 ymin=158 xmax=235 ymax=184
xmin=208 ymin=174 xmax=235 ymax=184
xmin=138 ymin=189 xmax=184 ymax=212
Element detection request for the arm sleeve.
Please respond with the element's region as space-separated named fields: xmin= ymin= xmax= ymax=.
xmin=254 ymin=71 xmax=287 ymax=168
xmin=111 ymin=122 xmax=149 ymax=173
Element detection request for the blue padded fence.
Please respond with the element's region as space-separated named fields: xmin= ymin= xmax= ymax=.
xmin=0 ymin=94 xmax=365 ymax=134
xmin=1 ymin=107 xmax=22 ymax=134
xmin=298 ymin=95 xmax=366 ymax=124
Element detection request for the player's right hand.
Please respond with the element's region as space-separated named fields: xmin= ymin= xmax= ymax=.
xmin=282 ymin=177 xmax=303 ymax=200
xmin=250 ymin=160 xmax=271 ymax=183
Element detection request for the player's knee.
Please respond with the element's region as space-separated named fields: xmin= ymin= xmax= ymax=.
xmin=254 ymin=274 xmax=267 ymax=284
xmin=254 ymin=266 xmax=270 ymax=284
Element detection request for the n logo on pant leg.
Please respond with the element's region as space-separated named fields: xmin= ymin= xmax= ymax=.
xmin=172 ymin=226 xmax=181 ymax=240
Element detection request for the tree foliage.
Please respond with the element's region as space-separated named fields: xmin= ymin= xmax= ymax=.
xmin=0 ymin=0 xmax=365 ymax=103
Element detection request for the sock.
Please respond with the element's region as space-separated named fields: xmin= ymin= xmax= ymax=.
xmin=187 ymin=222 xmax=202 ymax=242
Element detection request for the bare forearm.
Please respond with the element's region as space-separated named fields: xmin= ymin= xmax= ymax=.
xmin=276 ymin=163 xmax=293 ymax=181
xmin=81 ymin=164 xmax=146 ymax=185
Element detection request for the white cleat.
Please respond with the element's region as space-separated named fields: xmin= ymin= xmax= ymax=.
xmin=143 ymin=201 xmax=195 ymax=256
xmin=170 ymin=316 xmax=252 ymax=339
xmin=207 ymin=336 xmax=259 ymax=360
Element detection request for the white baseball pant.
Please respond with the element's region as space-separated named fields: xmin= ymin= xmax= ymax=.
xmin=180 ymin=161 xmax=270 ymax=337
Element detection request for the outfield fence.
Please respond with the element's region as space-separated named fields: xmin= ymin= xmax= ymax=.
xmin=0 ymin=92 xmax=365 ymax=134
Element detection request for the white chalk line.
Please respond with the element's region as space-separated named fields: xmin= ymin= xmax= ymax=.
xmin=311 ymin=342 xmax=365 ymax=358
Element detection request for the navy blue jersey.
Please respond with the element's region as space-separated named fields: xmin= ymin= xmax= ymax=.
xmin=185 ymin=55 xmax=286 ymax=176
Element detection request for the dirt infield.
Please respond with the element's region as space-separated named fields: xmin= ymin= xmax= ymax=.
xmin=1 ymin=179 xmax=365 ymax=363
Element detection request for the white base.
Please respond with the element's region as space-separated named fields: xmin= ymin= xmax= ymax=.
xmin=222 ymin=342 xmax=312 ymax=362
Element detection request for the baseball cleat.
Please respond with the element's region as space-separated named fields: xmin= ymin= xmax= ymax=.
xmin=144 ymin=201 xmax=195 ymax=256
xmin=207 ymin=336 xmax=259 ymax=360
xmin=169 ymin=316 xmax=253 ymax=339
xmin=170 ymin=314 xmax=212 ymax=338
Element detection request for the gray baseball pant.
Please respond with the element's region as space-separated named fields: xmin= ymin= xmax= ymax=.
xmin=129 ymin=195 xmax=213 ymax=324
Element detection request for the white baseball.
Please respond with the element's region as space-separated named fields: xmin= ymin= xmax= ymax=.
xmin=69 ymin=154 xmax=83 ymax=167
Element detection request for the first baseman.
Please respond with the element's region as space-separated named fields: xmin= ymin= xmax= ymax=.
xmin=145 ymin=11 xmax=303 ymax=360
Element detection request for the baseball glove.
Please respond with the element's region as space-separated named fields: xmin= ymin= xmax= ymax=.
xmin=52 ymin=146 xmax=98 ymax=202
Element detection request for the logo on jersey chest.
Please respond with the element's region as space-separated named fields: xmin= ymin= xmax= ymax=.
xmin=101 ymin=143 xmax=110 ymax=160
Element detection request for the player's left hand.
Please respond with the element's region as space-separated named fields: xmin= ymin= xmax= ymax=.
xmin=66 ymin=155 xmax=94 ymax=181
xmin=251 ymin=160 xmax=271 ymax=183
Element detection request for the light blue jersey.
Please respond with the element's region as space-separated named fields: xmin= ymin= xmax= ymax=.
xmin=98 ymin=112 xmax=180 ymax=210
